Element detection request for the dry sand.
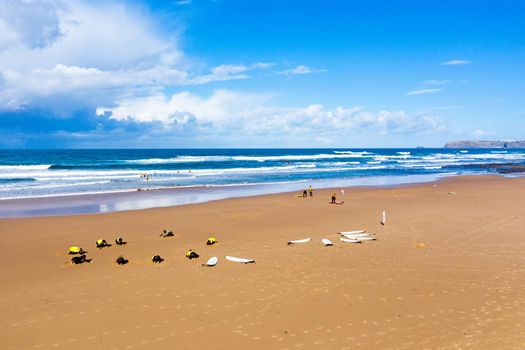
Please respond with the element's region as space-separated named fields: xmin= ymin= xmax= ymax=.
xmin=1 ymin=175 xmax=525 ymax=349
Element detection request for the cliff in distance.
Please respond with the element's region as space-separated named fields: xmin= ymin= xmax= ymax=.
xmin=444 ymin=140 xmax=525 ymax=148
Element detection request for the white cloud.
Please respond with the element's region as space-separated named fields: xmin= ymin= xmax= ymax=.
xmin=406 ymin=88 xmax=443 ymax=96
xmin=0 ymin=61 xmax=277 ymax=111
xmin=97 ymin=90 xmax=448 ymax=137
xmin=96 ymin=90 xmax=273 ymax=126
xmin=0 ymin=1 xmax=180 ymax=72
xmin=278 ymin=65 xmax=326 ymax=76
xmin=188 ymin=62 xmax=275 ymax=84
xmin=440 ymin=60 xmax=471 ymax=66
xmin=0 ymin=1 xmax=276 ymax=112
xmin=0 ymin=0 xmax=183 ymax=112
xmin=0 ymin=0 xmax=66 ymax=51
xmin=189 ymin=64 xmax=250 ymax=84
xmin=174 ymin=0 xmax=192 ymax=5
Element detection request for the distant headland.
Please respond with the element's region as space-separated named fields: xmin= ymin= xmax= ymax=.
xmin=444 ymin=140 xmax=525 ymax=148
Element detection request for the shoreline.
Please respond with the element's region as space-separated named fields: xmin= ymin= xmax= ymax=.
xmin=0 ymin=172 xmax=459 ymax=218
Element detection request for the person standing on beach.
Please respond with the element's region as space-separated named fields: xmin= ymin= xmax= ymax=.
xmin=331 ymin=193 xmax=336 ymax=204
xmin=308 ymin=185 xmax=313 ymax=197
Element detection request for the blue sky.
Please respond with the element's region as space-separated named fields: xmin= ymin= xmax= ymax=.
xmin=0 ymin=0 xmax=523 ymax=148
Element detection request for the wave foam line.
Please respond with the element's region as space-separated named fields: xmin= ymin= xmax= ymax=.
xmin=0 ymin=165 xmax=52 ymax=170
xmin=125 ymin=153 xmax=376 ymax=164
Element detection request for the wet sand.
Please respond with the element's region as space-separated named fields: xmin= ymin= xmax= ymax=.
xmin=1 ymin=175 xmax=525 ymax=349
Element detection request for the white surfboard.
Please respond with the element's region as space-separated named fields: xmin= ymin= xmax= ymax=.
xmin=225 ymin=255 xmax=255 ymax=264
xmin=321 ymin=238 xmax=333 ymax=246
xmin=339 ymin=230 xmax=366 ymax=235
xmin=203 ymin=256 xmax=219 ymax=267
xmin=287 ymin=238 xmax=311 ymax=245
xmin=340 ymin=237 xmax=362 ymax=243
xmin=342 ymin=233 xmax=372 ymax=238
xmin=357 ymin=236 xmax=377 ymax=241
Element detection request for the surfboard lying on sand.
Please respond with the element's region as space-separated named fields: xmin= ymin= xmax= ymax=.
xmin=356 ymin=236 xmax=376 ymax=241
xmin=341 ymin=233 xmax=373 ymax=238
xmin=287 ymin=238 xmax=311 ymax=245
xmin=340 ymin=237 xmax=362 ymax=243
xmin=339 ymin=230 xmax=366 ymax=235
xmin=321 ymin=238 xmax=333 ymax=246
xmin=225 ymin=256 xmax=255 ymax=264
xmin=203 ymin=256 xmax=218 ymax=267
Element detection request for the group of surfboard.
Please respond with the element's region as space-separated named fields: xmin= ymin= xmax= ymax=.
xmin=287 ymin=230 xmax=377 ymax=246
xmin=69 ymin=228 xmax=375 ymax=267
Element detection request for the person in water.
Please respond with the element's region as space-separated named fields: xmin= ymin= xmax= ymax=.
xmin=308 ymin=185 xmax=313 ymax=197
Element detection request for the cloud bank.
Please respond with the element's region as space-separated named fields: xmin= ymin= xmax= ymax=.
xmin=96 ymin=90 xmax=448 ymax=140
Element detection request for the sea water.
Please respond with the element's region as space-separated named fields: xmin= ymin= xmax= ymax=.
xmin=1 ymin=148 xmax=523 ymax=200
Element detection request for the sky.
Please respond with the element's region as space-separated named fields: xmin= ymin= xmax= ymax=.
xmin=0 ymin=0 xmax=524 ymax=148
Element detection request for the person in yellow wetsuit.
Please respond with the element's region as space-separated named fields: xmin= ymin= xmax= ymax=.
xmin=68 ymin=246 xmax=85 ymax=255
xmin=185 ymin=250 xmax=199 ymax=259
xmin=206 ymin=237 xmax=218 ymax=245
xmin=96 ymin=239 xmax=110 ymax=248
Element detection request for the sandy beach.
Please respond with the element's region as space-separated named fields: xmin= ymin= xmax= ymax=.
xmin=1 ymin=175 xmax=525 ymax=349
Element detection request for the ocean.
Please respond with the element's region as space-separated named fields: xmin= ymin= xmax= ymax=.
xmin=1 ymin=148 xmax=524 ymax=200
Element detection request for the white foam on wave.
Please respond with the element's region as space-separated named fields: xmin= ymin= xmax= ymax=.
xmin=233 ymin=154 xmax=373 ymax=161
xmin=188 ymin=164 xmax=319 ymax=176
xmin=126 ymin=153 xmax=375 ymax=164
xmin=0 ymin=165 xmax=52 ymax=170
xmin=0 ymin=180 xmax=113 ymax=191
xmin=125 ymin=156 xmax=229 ymax=164
xmin=396 ymin=159 xmax=421 ymax=163
xmin=333 ymin=151 xmax=374 ymax=155
xmin=352 ymin=165 xmax=387 ymax=170
xmin=3 ymin=164 xmax=321 ymax=182
xmin=325 ymin=161 xmax=361 ymax=165
xmin=0 ymin=188 xmax=140 ymax=201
